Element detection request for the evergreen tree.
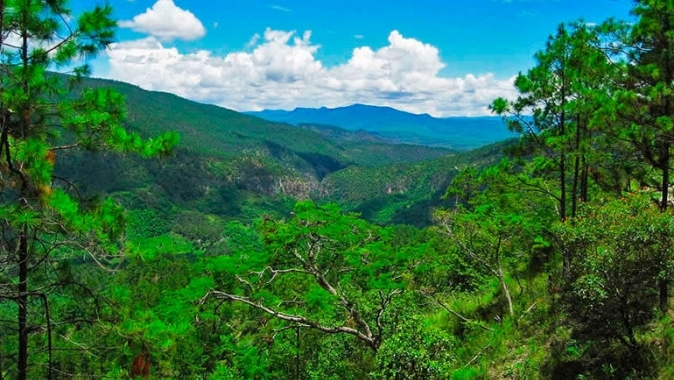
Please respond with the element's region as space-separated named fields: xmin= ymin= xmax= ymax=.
xmin=0 ymin=1 xmax=177 ymax=378
xmin=593 ymin=0 xmax=674 ymax=311
xmin=491 ymin=22 xmax=621 ymax=221
xmin=614 ymin=0 xmax=674 ymax=212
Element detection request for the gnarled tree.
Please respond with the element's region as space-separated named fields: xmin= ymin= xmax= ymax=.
xmin=202 ymin=201 xmax=422 ymax=353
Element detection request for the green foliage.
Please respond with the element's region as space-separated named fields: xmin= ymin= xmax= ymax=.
xmin=555 ymin=193 xmax=674 ymax=347
xmin=52 ymin=83 xmax=482 ymax=227
xmin=434 ymin=158 xmax=555 ymax=319
xmin=0 ymin=1 xmax=178 ymax=378
xmin=193 ymin=200 xmax=438 ymax=378
xmin=7 ymin=1 xmax=674 ymax=378
xmin=324 ymin=139 xmax=511 ymax=226
xmin=491 ymin=20 xmax=625 ymax=221
xmin=606 ymin=0 xmax=674 ymax=210
xmin=372 ymin=317 xmax=458 ymax=379
xmin=450 ymin=367 xmax=481 ymax=380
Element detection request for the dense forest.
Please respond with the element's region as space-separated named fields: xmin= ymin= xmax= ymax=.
xmin=2 ymin=0 xmax=674 ymax=379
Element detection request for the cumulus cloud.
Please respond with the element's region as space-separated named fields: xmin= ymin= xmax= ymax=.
xmin=118 ymin=0 xmax=205 ymax=42
xmin=105 ymin=29 xmax=516 ymax=116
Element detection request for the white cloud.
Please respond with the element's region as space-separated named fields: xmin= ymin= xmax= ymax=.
xmin=246 ymin=33 xmax=261 ymax=48
xmin=105 ymin=29 xmax=516 ymax=116
xmin=270 ymin=5 xmax=292 ymax=12
xmin=118 ymin=0 xmax=205 ymax=42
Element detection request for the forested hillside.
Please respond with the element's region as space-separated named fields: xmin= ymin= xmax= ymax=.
xmin=50 ymin=74 xmax=486 ymax=229
xmin=3 ymin=1 xmax=674 ymax=380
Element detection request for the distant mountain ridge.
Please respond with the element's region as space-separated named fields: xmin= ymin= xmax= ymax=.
xmin=53 ymin=75 xmax=511 ymax=226
xmin=246 ymin=104 xmax=515 ymax=150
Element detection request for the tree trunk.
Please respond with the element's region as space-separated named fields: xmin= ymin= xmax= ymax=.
xmin=17 ymin=17 xmax=30 ymax=380
xmin=659 ymin=9 xmax=672 ymax=312
xmin=579 ymin=117 xmax=588 ymax=203
xmin=559 ymin=73 xmax=569 ymax=278
xmin=0 ymin=322 xmax=4 ymax=380
xmin=295 ymin=326 xmax=301 ymax=380
xmin=18 ymin=230 xmax=28 ymax=380
xmin=581 ymin=156 xmax=588 ymax=202
xmin=571 ymin=116 xmax=582 ymax=218
xmin=659 ymin=277 xmax=668 ymax=313
xmin=660 ymin=149 xmax=669 ymax=212
xmin=560 ymin=147 xmax=567 ymax=221
xmin=498 ymin=268 xmax=514 ymax=318
xmin=660 ymin=147 xmax=670 ymax=312
xmin=572 ymin=156 xmax=580 ymax=218
xmin=559 ymin=66 xmax=567 ymax=222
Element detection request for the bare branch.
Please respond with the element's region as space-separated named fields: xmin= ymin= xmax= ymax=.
xmin=251 ymin=266 xmax=310 ymax=284
xmin=375 ymin=289 xmax=403 ymax=339
xmin=49 ymin=143 xmax=78 ymax=151
xmin=201 ymin=290 xmax=379 ymax=350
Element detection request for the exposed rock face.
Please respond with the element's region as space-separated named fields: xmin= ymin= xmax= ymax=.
xmin=275 ymin=176 xmax=323 ymax=199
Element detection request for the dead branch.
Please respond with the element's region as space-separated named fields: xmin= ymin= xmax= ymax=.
xmin=201 ymin=290 xmax=380 ymax=350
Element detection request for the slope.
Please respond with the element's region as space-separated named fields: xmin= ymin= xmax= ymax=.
xmin=55 ymin=76 xmax=473 ymax=225
xmin=322 ymin=139 xmax=514 ymax=226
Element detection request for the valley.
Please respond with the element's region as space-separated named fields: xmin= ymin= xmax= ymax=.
xmin=60 ymin=76 xmax=506 ymax=227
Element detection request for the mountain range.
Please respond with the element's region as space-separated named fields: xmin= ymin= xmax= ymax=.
xmin=55 ymin=76 xmax=512 ymax=226
xmin=246 ymin=104 xmax=515 ymax=150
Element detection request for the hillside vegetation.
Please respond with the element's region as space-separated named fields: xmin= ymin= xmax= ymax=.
xmin=57 ymin=76 xmax=468 ymax=225
xmin=4 ymin=1 xmax=674 ymax=380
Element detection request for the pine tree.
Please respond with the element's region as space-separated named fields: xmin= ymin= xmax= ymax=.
xmin=617 ymin=0 xmax=674 ymax=213
xmin=0 ymin=1 xmax=178 ymax=378
xmin=593 ymin=0 xmax=674 ymax=311
xmin=491 ymin=22 xmax=619 ymax=221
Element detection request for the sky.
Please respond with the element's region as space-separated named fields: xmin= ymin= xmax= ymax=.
xmin=71 ymin=0 xmax=635 ymax=117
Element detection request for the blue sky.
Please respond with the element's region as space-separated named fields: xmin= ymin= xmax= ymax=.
xmin=73 ymin=0 xmax=634 ymax=116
